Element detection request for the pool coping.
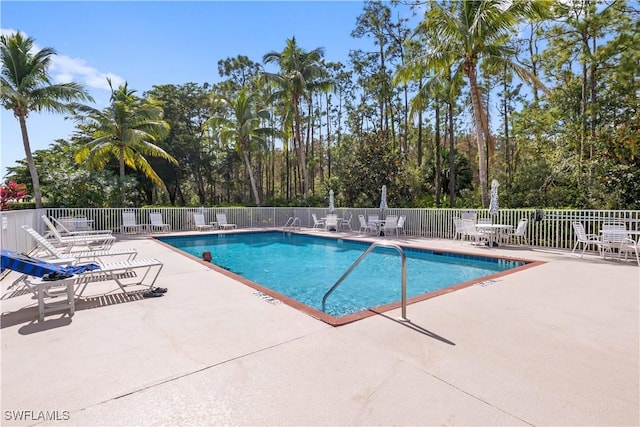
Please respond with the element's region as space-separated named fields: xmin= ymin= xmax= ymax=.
xmin=153 ymin=230 xmax=545 ymax=326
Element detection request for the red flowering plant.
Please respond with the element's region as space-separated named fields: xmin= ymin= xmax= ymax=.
xmin=0 ymin=181 xmax=29 ymax=210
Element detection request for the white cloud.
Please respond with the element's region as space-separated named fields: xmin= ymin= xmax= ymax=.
xmin=50 ymin=54 xmax=125 ymax=90
xmin=1 ymin=27 xmax=124 ymax=91
xmin=1 ymin=28 xmax=18 ymax=37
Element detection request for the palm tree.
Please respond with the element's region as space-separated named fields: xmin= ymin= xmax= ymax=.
xmin=0 ymin=31 xmax=93 ymax=208
xmin=263 ymin=37 xmax=329 ymax=198
xmin=74 ymin=80 xmax=176 ymax=207
xmin=204 ymin=87 xmax=274 ymax=206
xmin=412 ymin=1 xmax=548 ymax=207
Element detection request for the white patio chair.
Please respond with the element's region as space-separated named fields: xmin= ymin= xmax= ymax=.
xmin=600 ymin=225 xmax=640 ymax=265
xmin=381 ymin=215 xmax=399 ymax=237
xmin=325 ymin=214 xmax=339 ymax=231
xmin=51 ymin=216 xmax=111 ymax=236
xmin=504 ymin=219 xmax=529 ymax=246
xmin=54 ymin=217 xmax=78 ymax=235
xmin=619 ymin=238 xmax=640 ymax=266
xmin=149 ymin=212 xmax=171 ymax=233
xmin=397 ymin=215 xmax=406 ymax=235
xmin=340 ymin=214 xmax=353 ymax=231
xmin=120 ymin=211 xmax=148 ymax=234
xmin=367 ymin=214 xmax=379 ymax=226
xmin=571 ymin=222 xmax=601 ymax=258
xmin=312 ymin=214 xmax=325 ymax=229
xmin=72 ymin=216 xmax=94 ymax=231
xmin=193 ymin=213 xmax=214 ymax=231
xmin=461 ymin=219 xmax=487 ymax=245
xmin=452 ymin=217 xmax=464 ymax=240
xmin=358 ymin=215 xmax=377 ymax=234
xmin=461 ymin=210 xmax=477 ymax=222
xmin=216 ymin=213 xmax=237 ymax=230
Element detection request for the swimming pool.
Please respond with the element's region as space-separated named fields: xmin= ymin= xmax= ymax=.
xmin=158 ymin=232 xmax=533 ymax=325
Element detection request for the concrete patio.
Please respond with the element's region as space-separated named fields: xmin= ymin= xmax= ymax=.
xmin=1 ymin=230 xmax=638 ymax=426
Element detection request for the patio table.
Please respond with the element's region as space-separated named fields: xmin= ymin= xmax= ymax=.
xmin=599 ymin=229 xmax=640 ymax=264
xmin=598 ymin=230 xmax=640 ymax=237
xmin=475 ymin=224 xmax=513 ymax=247
xmin=371 ymin=219 xmax=386 ymax=236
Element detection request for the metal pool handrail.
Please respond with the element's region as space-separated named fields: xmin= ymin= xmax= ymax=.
xmin=321 ymin=241 xmax=409 ymax=322
xmin=283 ymin=217 xmax=301 ymax=231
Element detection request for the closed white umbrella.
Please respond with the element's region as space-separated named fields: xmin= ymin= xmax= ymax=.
xmin=329 ymin=189 xmax=335 ymax=213
xmin=380 ymin=185 xmax=388 ymax=212
xmin=489 ymin=179 xmax=500 ymax=219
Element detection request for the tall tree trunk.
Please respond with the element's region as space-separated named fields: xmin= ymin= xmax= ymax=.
xmin=417 ymin=108 xmax=423 ymax=167
xmin=326 ymin=92 xmax=332 ymax=179
xmin=529 ymin=22 xmax=540 ymax=106
xmin=242 ymin=143 xmax=260 ymax=206
xmin=435 ymin=102 xmax=441 ymax=207
xmin=308 ymin=98 xmax=315 ymax=195
xmin=448 ymin=99 xmax=456 ymax=207
xmin=18 ymin=114 xmax=43 ymax=208
xmin=294 ymin=98 xmax=309 ymax=196
xmin=589 ymin=34 xmax=597 ymax=184
xmin=403 ymin=82 xmax=409 ymax=154
xmin=467 ymin=65 xmax=489 ymax=207
xmin=503 ymin=71 xmax=512 ymax=185
xmin=119 ymin=145 xmax=126 ymax=207
xmin=285 ymin=134 xmax=290 ymax=200
xmin=580 ymin=57 xmax=587 ymax=188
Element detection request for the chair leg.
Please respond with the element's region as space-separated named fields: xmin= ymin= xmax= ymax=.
xmin=572 ymin=241 xmax=580 ymax=256
xmin=581 ymin=244 xmax=588 ymax=258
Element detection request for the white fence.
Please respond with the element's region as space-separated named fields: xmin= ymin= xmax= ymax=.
xmin=1 ymin=207 xmax=638 ymax=254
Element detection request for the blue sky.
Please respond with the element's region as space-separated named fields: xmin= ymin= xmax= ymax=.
xmin=2 ymin=1 xmax=415 ymax=178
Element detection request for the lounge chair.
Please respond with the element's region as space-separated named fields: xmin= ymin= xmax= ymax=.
xmin=22 ymin=226 xmax=137 ymax=261
xmin=571 ymin=222 xmax=601 ymax=258
xmin=120 ymin=211 xmax=148 ymax=234
xmin=42 ymin=215 xmax=116 ymax=251
xmin=325 ymin=214 xmax=339 ymax=231
xmin=358 ymin=215 xmax=377 ymax=234
xmin=12 ymin=226 xmax=138 ymax=296
xmin=312 ymin=214 xmax=325 ymax=229
xmin=1 ymin=250 xmax=164 ymax=321
xmin=193 ymin=213 xmax=214 ymax=231
xmin=149 ymin=212 xmax=171 ymax=233
xmin=216 ymin=213 xmax=237 ymax=230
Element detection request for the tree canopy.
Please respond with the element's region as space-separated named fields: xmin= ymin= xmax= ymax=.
xmin=4 ymin=0 xmax=639 ymax=210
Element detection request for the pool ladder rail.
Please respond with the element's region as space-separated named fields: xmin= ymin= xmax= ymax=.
xmin=321 ymin=241 xmax=409 ymax=322
xmin=283 ymin=217 xmax=301 ymax=231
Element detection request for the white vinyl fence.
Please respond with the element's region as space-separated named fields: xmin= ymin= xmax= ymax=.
xmin=1 ymin=207 xmax=638 ymax=254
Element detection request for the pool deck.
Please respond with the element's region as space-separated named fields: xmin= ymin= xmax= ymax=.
xmin=1 ymin=229 xmax=638 ymax=426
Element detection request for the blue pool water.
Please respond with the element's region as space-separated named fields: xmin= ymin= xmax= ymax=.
xmin=159 ymin=232 xmax=525 ymax=318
